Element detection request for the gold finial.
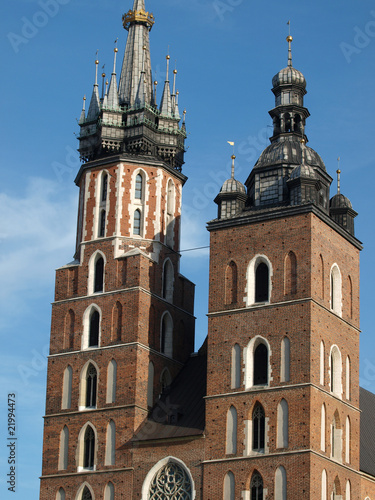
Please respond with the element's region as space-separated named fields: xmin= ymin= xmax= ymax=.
xmin=231 ymin=155 xmax=236 ymax=160
xmin=173 ymin=69 xmax=177 ymax=74
xmin=83 ymin=96 xmax=86 ymax=101
xmin=114 ymin=47 xmax=118 ymax=53
xmin=176 ymin=90 xmax=179 ymax=95
xmin=102 ymin=72 xmax=106 ymax=78
xmin=286 ymin=35 xmax=293 ymax=42
xmin=154 ymin=81 xmax=158 ymax=86
xmin=95 ymin=60 xmax=99 ymax=65
xmin=166 ymin=55 xmax=170 ymax=60
xmin=106 ymin=80 xmax=109 ymax=86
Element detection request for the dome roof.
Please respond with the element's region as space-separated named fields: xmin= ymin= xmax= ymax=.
xmin=290 ymin=163 xmax=316 ymax=180
xmin=220 ymin=177 xmax=246 ymax=194
xmin=272 ymin=66 xmax=306 ymax=88
xmin=330 ymin=193 xmax=352 ymax=209
xmin=254 ymin=138 xmax=326 ymax=171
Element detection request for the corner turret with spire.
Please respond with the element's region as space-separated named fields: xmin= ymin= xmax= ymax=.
xmin=78 ymin=0 xmax=186 ymax=171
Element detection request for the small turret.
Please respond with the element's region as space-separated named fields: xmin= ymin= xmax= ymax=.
xmin=215 ymin=155 xmax=246 ymax=219
xmin=330 ymin=168 xmax=357 ymax=235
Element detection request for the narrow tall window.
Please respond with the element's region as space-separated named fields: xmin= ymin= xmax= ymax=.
xmin=226 ymin=406 xmax=237 ymax=454
xmin=135 ymin=173 xmax=143 ymax=200
xmin=101 ymin=173 xmax=108 ymax=202
xmin=331 ymin=411 xmax=342 ymax=461
xmin=58 ymin=426 xmax=69 ymax=470
xmin=106 ymin=360 xmax=117 ymax=404
xmin=321 ymin=404 xmax=326 ymax=452
xmin=62 ymin=365 xmax=73 ymax=410
xmin=83 ymin=426 xmax=95 ymax=469
xmin=250 ymin=471 xmax=263 ymax=500
xmin=280 ymin=337 xmax=290 ymax=382
xmin=162 ymin=259 xmax=174 ymax=302
xmin=275 ymin=466 xmax=287 ymax=500
xmin=333 ymin=477 xmax=342 ymax=499
xmin=99 ymin=209 xmax=106 ymax=237
xmin=86 ymin=363 xmax=97 ymax=408
xmin=81 ymin=486 xmax=93 ymax=500
xmin=254 ymin=343 xmax=268 ymax=385
xmin=161 ymin=313 xmax=173 ymax=358
xmin=56 ymin=488 xmax=66 ymax=500
xmin=320 ymin=340 xmax=325 ymax=385
xmin=345 ymin=480 xmax=351 ymax=500
xmin=277 ymin=399 xmax=288 ymax=448
xmin=225 ymin=261 xmax=238 ymax=305
xmin=104 ymin=482 xmax=115 ymax=500
xmin=89 ymin=310 xmax=100 ymax=347
xmin=319 ymin=254 xmax=325 ymax=299
xmin=255 ymin=262 xmax=269 ymax=302
xmin=346 ymin=356 xmax=351 ymax=400
xmin=64 ymin=310 xmax=75 ymax=349
xmin=252 ymin=403 xmax=265 ymax=452
xmin=345 ymin=416 xmax=350 ymax=463
xmin=223 ymin=472 xmax=235 ymax=500
xmin=348 ymin=276 xmax=353 ymax=319
xmin=321 ymin=470 xmax=327 ymax=500
xmin=331 ymin=264 xmax=342 ymax=316
xmin=231 ymin=344 xmax=241 ymax=389
xmin=105 ymin=420 xmax=116 ymax=466
xmin=94 ymin=257 xmax=104 ymax=293
xmin=134 ymin=209 xmax=141 ymax=236
xmin=330 ymin=345 xmax=342 ymax=398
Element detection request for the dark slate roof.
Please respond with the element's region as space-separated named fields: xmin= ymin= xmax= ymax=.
xmin=131 ymin=346 xmax=207 ymax=443
xmin=360 ymin=387 xmax=375 ymax=476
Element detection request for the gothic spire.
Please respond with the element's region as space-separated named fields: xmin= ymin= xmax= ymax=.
xmin=79 ymin=96 xmax=86 ymax=125
xmin=107 ymin=47 xmax=120 ymax=109
xmin=160 ymin=55 xmax=173 ymax=117
xmin=87 ymin=59 xmax=100 ymax=121
xmin=118 ymin=0 xmax=154 ymax=106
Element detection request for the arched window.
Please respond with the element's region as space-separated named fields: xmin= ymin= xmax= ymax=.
xmin=280 ymin=337 xmax=290 ymax=382
xmin=89 ymin=310 xmax=100 ymax=347
xmin=162 ymin=259 xmax=174 ymax=302
xmin=223 ymin=471 xmax=235 ymax=500
xmin=80 ymin=485 xmax=93 ymax=500
xmin=231 ymin=344 xmax=241 ymax=389
xmin=56 ymin=488 xmax=65 ymax=500
xmin=277 ymin=399 xmax=288 ymax=448
xmin=160 ymin=367 xmax=172 ymax=394
xmin=62 ymin=365 xmax=73 ymax=410
xmin=148 ymin=459 xmax=192 ymax=499
xmin=134 ymin=209 xmax=141 ymax=236
xmin=111 ymin=302 xmax=122 ymax=342
xmin=226 ymin=406 xmax=237 ymax=454
xmin=135 ymin=173 xmax=143 ymax=200
xmin=252 ymin=403 xmax=265 ymax=452
xmin=255 ymin=262 xmax=269 ymax=302
xmin=345 ymin=416 xmax=350 ymax=463
xmin=321 ymin=470 xmax=327 ymax=500
xmin=106 ymin=360 xmax=117 ymax=404
xmin=333 ymin=476 xmax=342 ymax=499
xmin=330 ymin=264 xmax=342 ymax=316
xmin=225 ymin=261 xmax=238 ymax=305
xmin=330 ymin=345 xmax=342 ymax=398
xmin=331 ymin=410 xmax=342 ymax=461
xmin=58 ymin=426 xmax=69 ymax=470
xmin=161 ymin=312 xmax=173 ymax=358
xmin=104 ymin=482 xmax=115 ymax=500
xmin=94 ymin=257 xmax=104 ymax=293
xmin=320 ymin=340 xmax=325 ymax=386
xmin=346 ymin=356 xmax=351 ymax=400
xmin=105 ymin=420 xmax=115 ymax=466
xmin=98 ymin=209 xmax=106 ymax=238
xmin=345 ymin=480 xmax=351 ymax=500
xmin=284 ymin=251 xmax=297 ymax=295
xmin=85 ymin=363 xmax=97 ymax=408
xmin=147 ymin=362 xmax=154 ymax=408
xmin=101 ymin=172 xmax=108 ymax=202
xmin=250 ymin=471 xmax=263 ymax=500
xmin=321 ymin=404 xmax=326 ymax=452
xmin=254 ymin=343 xmax=268 ymax=385
xmin=275 ymin=466 xmax=287 ymax=500
xmin=83 ymin=426 xmax=95 ymax=470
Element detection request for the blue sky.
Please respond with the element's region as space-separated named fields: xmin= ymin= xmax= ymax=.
xmin=1 ymin=0 xmax=375 ymax=497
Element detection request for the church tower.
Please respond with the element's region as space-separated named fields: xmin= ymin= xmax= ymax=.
xmin=205 ymin=36 xmax=361 ymax=499
xmin=39 ymin=2 xmax=195 ymax=499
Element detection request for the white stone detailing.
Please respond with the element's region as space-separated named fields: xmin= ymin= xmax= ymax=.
xmin=245 ymin=254 xmax=273 ymax=306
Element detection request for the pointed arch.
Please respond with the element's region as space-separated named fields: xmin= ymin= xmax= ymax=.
xmin=82 ymin=305 xmax=102 ymax=349
xmin=245 ymin=336 xmax=271 ymax=389
xmin=101 ymin=172 xmax=108 ymax=202
xmin=76 ymin=483 xmax=95 ymax=500
xmin=105 ymin=420 xmax=116 ymax=466
xmin=135 ymin=172 xmax=144 ymax=200
xmin=160 ymin=312 xmax=173 ymax=358
xmin=321 ymin=403 xmax=326 ymax=452
xmin=250 ymin=470 xmax=263 ymax=500
xmin=77 ymin=424 xmax=97 ymax=472
xmin=231 ymin=344 xmax=241 ymax=389
xmin=162 ymin=258 xmax=174 ymax=302
xmin=64 ymin=309 xmax=75 ymax=349
xmin=277 ymin=399 xmax=289 ymax=448
xmin=284 ymin=251 xmax=297 ymax=295
xmin=254 ymin=343 xmax=268 ymax=385
xmin=330 ymin=345 xmax=342 ymax=398
xmin=330 ymin=264 xmax=342 ymax=316
xmin=58 ymin=426 xmax=69 ymax=470
xmin=321 ymin=469 xmax=327 ymax=500
xmin=246 ymin=255 xmax=272 ymax=306
xmin=226 ymin=406 xmax=237 ymax=454
xmin=147 ymin=361 xmax=154 ymax=408
xmin=98 ymin=208 xmax=106 ymax=238
xmin=320 ymin=340 xmax=325 ymax=386
xmin=345 ymin=416 xmax=351 ymax=463
xmin=225 ymin=261 xmax=238 ymax=305
xmin=345 ymin=480 xmax=351 ymax=500
xmin=252 ymin=403 xmax=265 ymax=452
xmin=56 ymin=487 xmax=66 ymax=500
xmin=106 ymin=359 xmax=117 ymax=404
xmin=133 ymin=208 xmax=142 ymax=236
xmin=280 ymin=337 xmax=290 ymax=382
xmin=275 ymin=466 xmax=287 ymax=500
xmin=223 ymin=471 xmax=235 ymax=500
xmin=346 ymin=355 xmax=351 ymax=400
xmin=141 ymin=457 xmax=194 ymax=500
xmin=160 ymin=367 xmax=172 ymax=393
xmin=88 ymin=251 xmax=106 ymax=295
xmin=348 ymin=275 xmax=353 ymax=319
xmin=62 ymin=365 xmax=73 ymax=410
xmin=111 ymin=301 xmax=122 ymax=342
xmin=104 ymin=482 xmax=115 ymax=500
xmin=333 ymin=476 xmax=342 ymax=497
xmin=79 ymin=360 xmax=99 ymax=410
xmin=331 ymin=410 xmax=342 ymax=461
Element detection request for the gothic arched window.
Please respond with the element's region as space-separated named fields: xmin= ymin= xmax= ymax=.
xmin=252 ymin=403 xmax=265 ymax=452
xmin=86 ymin=363 xmax=97 ymax=408
xmin=161 ymin=313 xmax=173 ymax=358
xmin=89 ymin=310 xmax=100 ymax=347
xmin=81 ymin=486 xmax=93 ymax=500
xmin=162 ymin=259 xmax=174 ymax=302
xmin=56 ymin=487 xmax=65 ymax=500
xmin=226 ymin=406 xmax=237 ymax=454
xmin=101 ymin=173 xmax=108 ymax=202
xmin=275 ymin=466 xmax=287 ymax=500
xmin=83 ymin=426 xmax=95 ymax=470
xmin=94 ymin=257 xmax=104 ymax=293
xmin=250 ymin=471 xmax=263 ymax=500
xmin=330 ymin=264 xmax=342 ymax=316
xmin=254 ymin=343 xmax=268 ymax=385
xmin=148 ymin=460 xmax=192 ymax=499
xmin=135 ymin=173 xmax=143 ymax=200
xmin=231 ymin=344 xmax=241 ymax=389
xmin=255 ymin=262 xmax=269 ymax=303
xmin=99 ymin=209 xmax=106 ymax=238
xmin=134 ymin=209 xmax=141 ymax=236
xmin=223 ymin=471 xmax=235 ymax=500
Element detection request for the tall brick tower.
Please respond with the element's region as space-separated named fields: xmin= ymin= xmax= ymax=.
xmin=39 ymin=1 xmax=195 ymax=498
xmin=204 ymin=35 xmax=361 ymax=499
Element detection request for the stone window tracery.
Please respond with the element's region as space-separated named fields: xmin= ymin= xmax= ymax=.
xmin=148 ymin=461 xmax=192 ymax=499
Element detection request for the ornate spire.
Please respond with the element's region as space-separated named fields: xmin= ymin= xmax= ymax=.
xmin=160 ymin=55 xmax=173 ymax=116
xmin=107 ymin=46 xmax=120 ymax=109
xmin=79 ymin=96 xmax=86 ymax=125
xmin=87 ymin=59 xmax=100 ymax=121
xmin=287 ymin=35 xmax=293 ymax=67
